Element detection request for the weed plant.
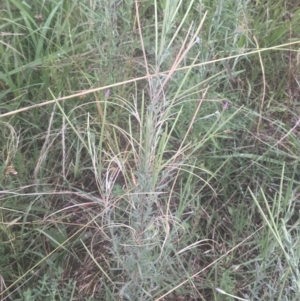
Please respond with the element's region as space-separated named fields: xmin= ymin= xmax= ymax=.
xmin=1 ymin=0 xmax=300 ymax=300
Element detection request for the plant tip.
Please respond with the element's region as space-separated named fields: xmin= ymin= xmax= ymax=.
xmin=105 ymin=90 xmax=110 ymax=97
xmin=223 ymin=101 xmax=229 ymax=110
xmin=215 ymin=287 xmax=225 ymax=294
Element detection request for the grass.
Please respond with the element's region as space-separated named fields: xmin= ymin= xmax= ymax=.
xmin=1 ymin=0 xmax=300 ymax=300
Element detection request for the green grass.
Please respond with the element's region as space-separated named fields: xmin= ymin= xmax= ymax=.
xmin=1 ymin=0 xmax=300 ymax=300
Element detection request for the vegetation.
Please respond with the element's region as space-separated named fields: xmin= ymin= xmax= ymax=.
xmin=1 ymin=0 xmax=300 ymax=300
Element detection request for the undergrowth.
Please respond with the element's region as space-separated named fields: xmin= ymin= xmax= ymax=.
xmin=1 ymin=0 xmax=300 ymax=300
